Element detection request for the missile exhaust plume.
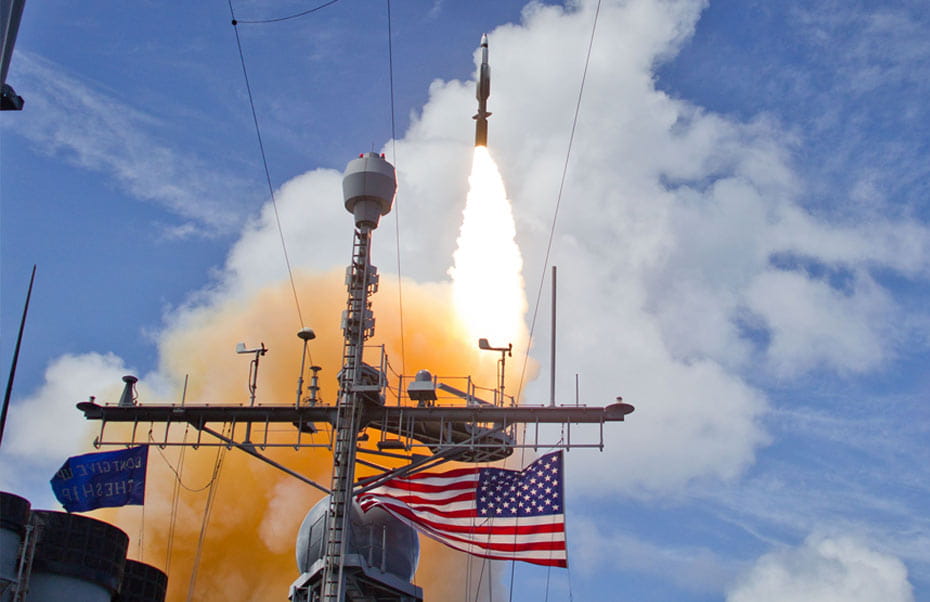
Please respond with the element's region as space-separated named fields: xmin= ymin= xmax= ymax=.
xmin=450 ymin=146 xmax=528 ymax=356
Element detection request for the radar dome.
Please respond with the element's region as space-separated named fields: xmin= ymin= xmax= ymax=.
xmin=342 ymin=152 xmax=396 ymax=230
xmin=296 ymin=495 xmax=418 ymax=581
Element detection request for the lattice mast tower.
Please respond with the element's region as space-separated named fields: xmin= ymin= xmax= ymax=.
xmin=321 ymin=152 xmax=396 ymax=602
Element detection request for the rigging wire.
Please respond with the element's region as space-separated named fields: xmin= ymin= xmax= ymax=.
xmin=234 ymin=0 xmax=345 ymax=25
xmin=544 ymin=436 xmax=567 ymax=601
xmin=151 ymin=432 xmax=224 ymax=493
xmin=556 ymin=439 xmax=577 ymax=602
xmin=186 ymin=433 xmax=229 ymax=601
xmin=472 ymin=452 xmax=498 ymax=602
xmin=138 ymin=429 xmax=154 ymax=563
xmin=506 ymin=423 xmax=530 ymax=602
xmin=508 ymin=3 xmax=604 ymax=595
xmin=227 ymin=0 xmax=307 ymax=333
xmin=386 ymin=0 xmax=408 ymax=375
xmin=516 ymin=0 xmax=603 ymax=404
xmin=567 ymin=556 xmax=575 ymax=602
xmin=165 ymin=424 xmax=190 ymax=573
xmin=138 ymin=489 xmax=145 ymax=561
xmin=472 ymin=555 xmax=487 ymax=602
xmin=465 ymin=531 xmax=474 ymax=600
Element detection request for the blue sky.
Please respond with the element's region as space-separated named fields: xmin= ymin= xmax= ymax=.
xmin=2 ymin=1 xmax=928 ymax=601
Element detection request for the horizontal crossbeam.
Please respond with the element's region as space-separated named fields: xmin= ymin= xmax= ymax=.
xmin=76 ymin=400 xmax=633 ymax=425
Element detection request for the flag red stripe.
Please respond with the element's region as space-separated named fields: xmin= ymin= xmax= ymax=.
xmin=356 ymin=451 xmax=568 ymax=568
xmin=387 ymin=505 xmax=566 ymax=553
xmin=463 ymin=549 xmax=567 ymax=568
xmin=371 ymin=480 xmax=478 ymax=495
xmin=397 ymin=466 xmax=479 ymax=481
xmin=360 ymin=497 xmax=566 ymax=536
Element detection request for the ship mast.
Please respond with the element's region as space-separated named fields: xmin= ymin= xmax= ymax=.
xmin=322 ymin=151 xmax=395 ymax=602
xmin=74 ymin=151 xmax=635 ymax=602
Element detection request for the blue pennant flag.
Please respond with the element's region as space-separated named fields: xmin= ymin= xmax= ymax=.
xmin=50 ymin=446 xmax=148 ymax=512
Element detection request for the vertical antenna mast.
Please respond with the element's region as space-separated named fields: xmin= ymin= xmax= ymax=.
xmin=550 ymin=265 xmax=557 ymax=407
xmin=1 ymin=265 xmax=35 ymax=447
xmin=321 ymin=153 xmax=396 ymax=602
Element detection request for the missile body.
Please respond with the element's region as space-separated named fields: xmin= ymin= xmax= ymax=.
xmin=474 ymin=34 xmax=491 ymax=147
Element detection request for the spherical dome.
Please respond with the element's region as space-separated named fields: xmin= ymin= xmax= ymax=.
xmin=296 ymin=495 xmax=419 ymax=581
xmin=342 ymin=152 xmax=396 ymax=230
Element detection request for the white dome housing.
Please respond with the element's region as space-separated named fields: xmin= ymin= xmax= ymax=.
xmin=296 ymin=495 xmax=419 ymax=582
xmin=342 ymin=152 xmax=396 ymax=230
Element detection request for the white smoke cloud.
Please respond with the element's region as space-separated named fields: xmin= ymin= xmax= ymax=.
xmin=8 ymin=0 xmax=929 ymax=533
xmin=0 ymin=353 xmax=130 ymax=507
xmin=153 ymin=0 xmax=930 ymax=500
xmin=217 ymin=168 xmax=347 ymax=300
xmin=727 ymin=534 xmax=915 ymax=602
xmin=259 ymin=478 xmax=316 ymax=556
xmin=461 ymin=0 xmax=927 ymax=494
xmin=0 ymin=351 xmax=181 ymax=509
xmin=1 ymin=353 xmax=126 ymax=461
xmin=573 ymin=518 xmax=739 ymax=595
xmin=6 ymin=53 xmax=261 ymax=238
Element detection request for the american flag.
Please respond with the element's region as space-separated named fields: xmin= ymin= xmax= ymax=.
xmin=356 ymin=451 xmax=567 ymax=567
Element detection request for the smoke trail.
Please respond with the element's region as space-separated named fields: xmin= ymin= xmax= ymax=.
xmin=450 ymin=147 xmax=529 ymax=355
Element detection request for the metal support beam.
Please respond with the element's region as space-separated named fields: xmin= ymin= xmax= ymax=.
xmin=196 ymin=425 xmax=330 ymax=494
xmin=75 ymin=400 xmax=632 ymax=427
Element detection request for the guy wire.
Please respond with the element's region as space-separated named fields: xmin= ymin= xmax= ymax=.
xmin=386 ymin=0 xmax=408 ymax=375
xmin=227 ymin=0 xmax=306 ymax=331
xmin=516 ymin=0 xmax=603 ymax=401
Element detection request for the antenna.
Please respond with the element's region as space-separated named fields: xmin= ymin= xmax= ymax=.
xmin=237 ymin=341 xmax=267 ymax=444
xmin=1 ymin=265 xmax=35 ymax=447
xmin=236 ymin=342 xmax=266 ymax=355
xmin=295 ymin=328 xmax=316 ymax=408
xmin=550 ymin=265 xmax=557 ymax=407
xmin=181 ymin=374 xmax=189 ymax=406
xmin=117 ymin=375 xmax=138 ymax=407
xmin=478 ymin=338 xmax=512 ymax=405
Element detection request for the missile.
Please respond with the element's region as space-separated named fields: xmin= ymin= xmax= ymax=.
xmin=473 ymin=33 xmax=491 ymax=147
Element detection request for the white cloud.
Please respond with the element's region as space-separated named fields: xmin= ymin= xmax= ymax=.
xmin=746 ymin=269 xmax=894 ymax=376
xmin=259 ymin=479 xmax=315 ymax=555
xmin=573 ymin=517 xmax=740 ymax=594
xmin=727 ymin=534 xmax=915 ymax=602
xmin=157 ymin=0 xmax=930 ymax=498
xmin=6 ymin=53 xmax=261 ymax=237
xmin=0 ymin=353 xmax=131 ymax=507
xmin=12 ymin=0 xmax=928 ymax=511
xmin=0 ymin=351 xmax=178 ymax=509
xmin=1 ymin=353 xmax=128 ymax=463
xmin=215 ymin=168 xmax=346 ymax=300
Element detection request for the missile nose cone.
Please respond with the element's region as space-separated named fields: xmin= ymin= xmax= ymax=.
xmin=474 ymin=33 xmax=491 ymax=147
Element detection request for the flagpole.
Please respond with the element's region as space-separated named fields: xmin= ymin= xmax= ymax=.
xmin=0 ymin=265 xmax=36 ymax=447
